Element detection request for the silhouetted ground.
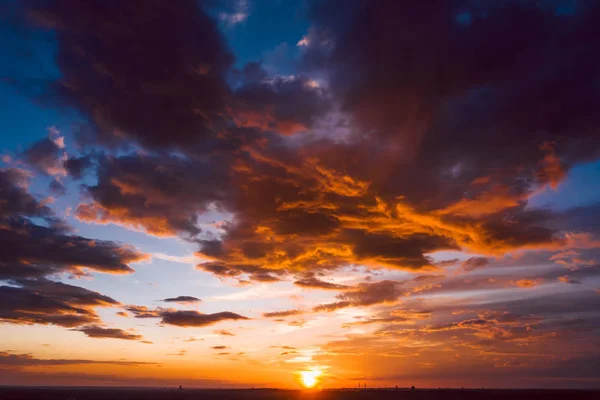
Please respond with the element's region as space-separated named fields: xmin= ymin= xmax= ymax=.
xmin=0 ymin=388 xmax=598 ymax=400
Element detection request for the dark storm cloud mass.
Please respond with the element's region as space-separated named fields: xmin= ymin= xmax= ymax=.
xmin=16 ymin=0 xmax=600 ymax=283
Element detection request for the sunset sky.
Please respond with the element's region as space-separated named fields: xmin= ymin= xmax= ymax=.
xmin=1 ymin=0 xmax=600 ymax=390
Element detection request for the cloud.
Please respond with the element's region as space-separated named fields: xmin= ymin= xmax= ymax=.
xmin=20 ymin=128 xmax=67 ymax=176
xmin=211 ymin=345 xmax=229 ymax=350
xmin=75 ymin=154 xmax=232 ymax=238
xmin=124 ymin=305 xmax=250 ymax=327
xmin=313 ymin=279 xmax=438 ymax=312
xmin=184 ymin=337 xmax=204 ymax=343
xmin=512 ymin=278 xmax=544 ymax=288
xmin=218 ymin=0 xmax=249 ymax=25
xmin=8 ymin=0 xmax=600 ymax=287
xmin=0 ymin=168 xmax=150 ymax=336
xmin=72 ymin=326 xmax=143 ymax=341
xmin=345 ymin=309 xmax=433 ymax=327
xmin=214 ymin=329 xmax=235 ymax=336
xmin=0 ymin=351 xmax=158 ymax=367
xmin=64 ymin=155 xmax=93 ymax=179
xmin=24 ymin=0 xmax=233 ymax=150
xmin=167 ymin=350 xmax=187 ymax=356
xmin=162 ymin=296 xmax=201 ymax=304
xmin=312 ymin=301 xmax=351 ymax=313
xmin=159 ymin=310 xmax=249 ymax=327
xmin=0 ymin=168 xmax=148 ymax=280
xmin=269 ymin=345 xmax=297 ymax=350
xmin=263 ymin=309 xmax=304 ymax=318
xmin=197 ymin=262 xmax=286 ymax=283
xmin=123 ymin=305 xmax=162 ymax=319
xmin=337 ymin=280 xmax=404 ymax=306
xmin=294 ymin=274 xmax=349 ymax=290
xmin=0 ymin=279 xmax=117 ymax=327
xmin=0 ymin=370 xmax=240 ymax=387
xmin=461 ymin=257 xmax=490 ymax=272
xmin=230 ymin=65 xmax=329 ymax=135
xmin=558 ymin=275 xmax=582 ymax=285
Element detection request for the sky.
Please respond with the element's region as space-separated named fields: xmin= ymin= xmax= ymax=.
xmin=1 ymin=0 xmax=600 ymax=390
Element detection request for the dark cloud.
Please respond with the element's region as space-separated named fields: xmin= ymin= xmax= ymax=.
xmin=307 ymin=1 xmax=600 ymax=178
xmin=6 ymin=0 xmax=598 ymax=283
xmin=24 ymin=0 xmax=233 ymax=150
xmin=162 ymin=296 xmax=201 ymax=304
xmin=20 ymin=134 xmax=65 ymax=176
xmin=64 ymin=155 xmax=93 ymax=179
xmin=159 ymin=310 xmax=249 ymax=327
xmin=0 ymin=168 xmax=53 ymax=219
xmin=345 ymin=309 xmax=433 ymax=327
xmin=123 ymin=305 xmax=161 ymax=319
xmin=73 ymin=326 xmax=143 ymax=341
xmin=0 ymin=169 xmax=146 ymax=331
xmin=0 ymin=219 xmax=145 ymax=279
xmin=344 ymin=230 xmax=459 ymax=269
xmin=313 ymin=301 xmax=351 ymax=313
xmin=125 ymin=306 xmax=249 ymax=327
xmin=338 ymin=280 xmax=404 ymax=306
xmin=0 ymin=369 xmax=239 ymax=387
xmin=184 ymin=337 xmax=204 ymax=343
xmin=0 ymin=351 xmax=157 ymax=367
xmin=211 ymin=345 xmax=229 ymax=350
xmin=197 ymin=261 xmax=286 ymax=283
xmin=313 ymin=280 xmax=406 ymax=312
xmin=76 ymin=154 xmax=232 ymax=238
xmin=262 ymin=309 xmax=303 ymax=318
xmin=0 ymin=279 xmax=117 ymax=327
xmin=294 ymin=273 xmax=349 ymax=290
xmin=1 ymin=168 xmax=147 ymax=280
xmin=48 ymin=179 xmax=66 ymax=196
xmin=461 ymin=257 xmax=490 ymax=272
xmin=231 ymin=64 xmax=329 ymax=135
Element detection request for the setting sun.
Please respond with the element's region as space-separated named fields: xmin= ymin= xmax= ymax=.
xmin=300 ymin=370 xmax=321 ymax=388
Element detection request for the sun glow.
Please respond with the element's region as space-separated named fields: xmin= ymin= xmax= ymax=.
xmin=300 ymin=369 xmax=321 ymax=388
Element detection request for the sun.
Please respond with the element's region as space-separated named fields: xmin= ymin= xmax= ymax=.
xmin=300 ymin=370 xmax=321 ymax=388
